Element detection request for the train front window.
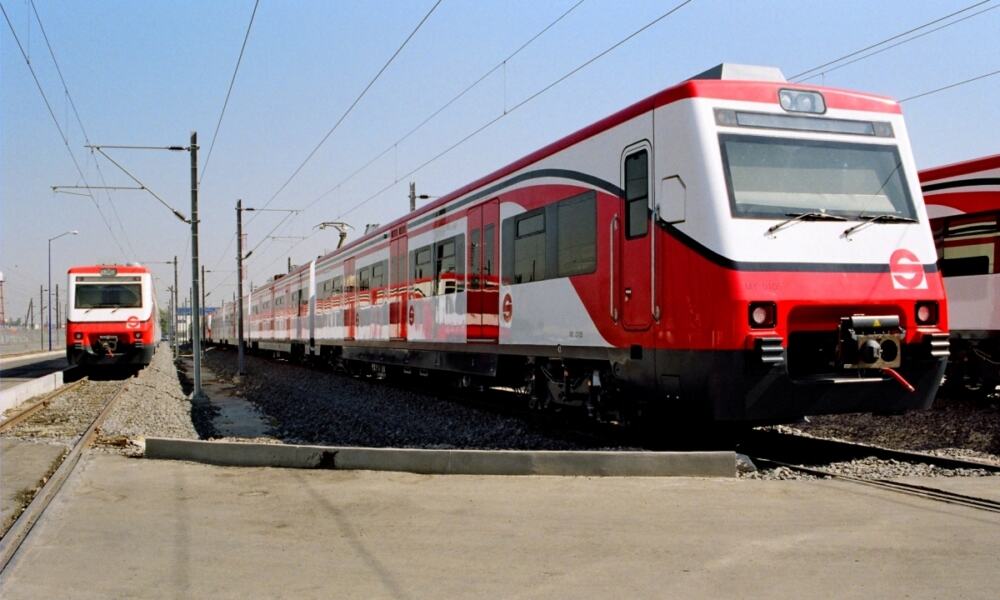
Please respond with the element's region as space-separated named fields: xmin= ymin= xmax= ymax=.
xmin=75 ymin=284 xmax=142 ymax=308
xmin=719 ymin=135 xmax=916 ymax=220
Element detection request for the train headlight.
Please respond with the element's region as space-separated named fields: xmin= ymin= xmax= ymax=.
xmin=74 ymin=332 xmax=83 ymax=340
xmin=135 ymin=332 xmax=143 ymax=340
xmin=915 ymin=301 xmax=938 ymax=326
xmin=778 ymin=89 xmax=826 ymax=114
xmin=749 ymin=302 xmax=777 ymax=329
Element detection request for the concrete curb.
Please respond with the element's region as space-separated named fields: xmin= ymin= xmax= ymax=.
xmin=0 ymin=370 xmax=65 ymax=416
xmin=145 ymin=438 xmax=736 ymax=477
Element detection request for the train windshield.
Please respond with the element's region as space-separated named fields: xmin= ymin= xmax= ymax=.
xmin=75 ymin=283 xmax=142 ymax=309
xmin=720 ymin=135 xmax=916 ymax=220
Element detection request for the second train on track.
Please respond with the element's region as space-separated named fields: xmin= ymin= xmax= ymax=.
xmin=209 ymin=63 xmax=951 ymax=426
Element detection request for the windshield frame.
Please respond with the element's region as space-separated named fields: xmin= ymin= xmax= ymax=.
xmin=718 ymin=133 xmax=917 ymax=222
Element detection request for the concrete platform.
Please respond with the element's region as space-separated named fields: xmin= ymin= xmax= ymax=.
xmin=146 ymin=437 xmax=737 ymax=477
xmin=1 ymin=453 xmax=999 ymax=598
xmin=0 ymin=439 xmax=66 ymax=529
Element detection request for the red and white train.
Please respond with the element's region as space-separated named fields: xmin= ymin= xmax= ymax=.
xmin=921 ymin=154 xmax=999 ymax=395
xmin=210 ymin=64 xmax=950 ymax=425
xmin=66 ymin=264 xmax=160 ymax=368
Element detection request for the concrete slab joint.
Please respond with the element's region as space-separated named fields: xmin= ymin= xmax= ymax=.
xmin=144 ymin=438 xmax=736 ymax=477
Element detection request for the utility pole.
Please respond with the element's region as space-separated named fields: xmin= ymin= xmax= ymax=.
xmin=188 ymin=132 xmax=204 ymax=399
xmin=55 ymin=284 xmax=60 ymax=329
xmin=39 ymin=285 xmax=44 ymax=350
xmin=409 ymin=181 xmax=416 ymax=212
xmin=236 ymin=199 xmax=246 ymax=376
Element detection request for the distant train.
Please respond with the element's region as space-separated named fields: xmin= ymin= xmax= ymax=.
xmin=66 ymin=264 xmax=160 ymax=368
xmin=921 ymin=154 xmax=999 ymax=396
xmin=209 ymin=63 xmax=950 ymax=426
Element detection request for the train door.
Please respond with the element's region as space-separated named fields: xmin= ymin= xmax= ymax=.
xmin=389 ymin=230 xmax=408 ymax=340
xmin=620 ymin=143 xmax=653 ymax=331
xmin=344 ymin=257 xmax=356 ymax=340
xmin=467 ymin=198 xmax=500 ymax=342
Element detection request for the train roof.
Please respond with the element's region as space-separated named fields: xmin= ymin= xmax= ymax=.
xmin=274 ymin=64 xmax=904 ymax=285
xmin=919 ymin=153 xmax=1000 ymax=183
xmin=67 ymin=264 xmax=152 ymax=274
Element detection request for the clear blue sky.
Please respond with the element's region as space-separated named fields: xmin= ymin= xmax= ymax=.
xmin=2 ymin=0 xmax=998 ymax=321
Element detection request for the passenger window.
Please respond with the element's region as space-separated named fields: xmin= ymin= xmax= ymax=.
xmin=513 ymin=211 xmax=545 ymax=283
xmin=436 ymin=239 xmax=458 ymax=295
xmin=557 ymin=192 xmax=596 ymax=276
xmin=940 ymin=214 xmax=998 ymax=276
xmin=625 ymin=149 xmax=649 ymax=238
xmin=411 ymin=246 xmax=433 ymax=298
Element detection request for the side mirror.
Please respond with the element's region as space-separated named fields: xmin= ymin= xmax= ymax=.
xmin=658 ymin=175 xmax=686 ymax=224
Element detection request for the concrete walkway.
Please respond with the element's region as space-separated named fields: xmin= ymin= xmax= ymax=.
xmin=0 ymin=439 xmax=66 ymax=530
xmin=1 ymin=453 xmax=999 ymax=598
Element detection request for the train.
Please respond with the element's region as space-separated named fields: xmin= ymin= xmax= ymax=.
xmin=208 ymin=63 xmax=950 ymax=426
xmin=66 ymin=264 xmax=160 ymax=368
xmin=921 ymin=154 xmax=999 ymax=396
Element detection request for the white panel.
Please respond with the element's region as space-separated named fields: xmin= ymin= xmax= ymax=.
xmin=499 ymin=279 xmax=610 ymax=347
xmin=945 ymin=275 xmax=1000 ymax=333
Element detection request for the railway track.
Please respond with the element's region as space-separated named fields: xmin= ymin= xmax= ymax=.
xmin=740 ymin=430 xmax=1000 ymax=514
xmin=0 ymin=376 xmax=87 ymax=432
xmin=0 ymin=375 xmax=131 ymax=573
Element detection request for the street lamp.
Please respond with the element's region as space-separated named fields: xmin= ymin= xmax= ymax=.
xmin=48 ymin=230 xmax=78 ymax=351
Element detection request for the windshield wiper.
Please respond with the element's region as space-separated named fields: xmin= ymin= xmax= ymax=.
xmin=842 ymin=214 xmax=918 ymax=237
xmin=766 ymin=212 xmax=847 ymax=236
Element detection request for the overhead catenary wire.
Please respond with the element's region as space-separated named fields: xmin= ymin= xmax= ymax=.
xmin=235 ymin=0 xmax=675 ymax=283
xmin=28 ymin=0 xmax=139 ymax=260
xmin=790 ymin=0 xmax=995 ymax=81
xmin=795 ymin=3 xmax=999 ymax=82
xmin=199 ymin=0 xmax=260 ymax=186
xmin=208 ymin=0 xmax=444 ymax=274
xmin=254 ymin=0 xmax=443 ymax=215
xmin=899 ymin=68 xmax=1000 ymax=102
xmin=211 ymin=0 xmax=586 ymax=277
xmin=335 ymin=0 xmax=695 ymax=221
xmin=237 ymin=0 xmax=696 ymax=289
xmin=1 ymin=1 xmax=129 ymax=258
xmin=294 ymin=0 xmax=587 ymax=217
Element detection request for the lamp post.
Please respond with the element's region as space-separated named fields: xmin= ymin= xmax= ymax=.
xmin=48 ymin=230 xmax=78 ymax=351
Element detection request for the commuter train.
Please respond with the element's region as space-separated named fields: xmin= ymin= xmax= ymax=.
xmin=66 ymin=264 xmax=160 ymax=368
xmin=921 ymin=154 xmax=999 ymax=396
xmin=209 ymin=64 xmax=950 ymax=425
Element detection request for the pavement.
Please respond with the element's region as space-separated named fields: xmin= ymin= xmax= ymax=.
xmin=0 ymin=439 xmax=66 ymax=530
xmin=0 ymin=352 xmax=67 ymax=392
xmin=1 ymin=452 xmax=999 ymax=599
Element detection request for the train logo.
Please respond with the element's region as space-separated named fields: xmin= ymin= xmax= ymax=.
xmin=889 ymin=249 xmax=927 ymax=290
xmin=502 ymin=294 xmax=513 ymax=323
xmin=126 ymin=316 xmax=140 ymax=329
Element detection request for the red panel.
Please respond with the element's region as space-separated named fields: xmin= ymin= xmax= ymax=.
xmin=923 ymin=191 xmax=1000 ymax=215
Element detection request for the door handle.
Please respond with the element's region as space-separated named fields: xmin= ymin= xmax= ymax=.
xmin=624 ymin=287 xmax=632 ymax=301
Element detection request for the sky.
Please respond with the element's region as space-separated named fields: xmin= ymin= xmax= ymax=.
xmin=2 ymin=0 xmax=998 ymax=322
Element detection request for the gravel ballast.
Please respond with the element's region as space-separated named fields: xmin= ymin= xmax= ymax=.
xmin=745 ymin=392 xmax=1000 ymax=480
xmin=202 ymin=348 xmax=595 ymax=450
xmin=98 ymin=344 xmax=200 ymax=454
